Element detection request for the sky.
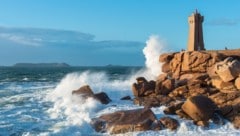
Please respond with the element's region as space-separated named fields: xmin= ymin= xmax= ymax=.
xmin=0 ymin=0 xmax=239 ymax=66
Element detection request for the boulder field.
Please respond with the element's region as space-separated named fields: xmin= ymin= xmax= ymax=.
xmin=73 ymin=49 xmax=240 ymax=134
xmin=132 ymin=50 xmax=240 ymax=129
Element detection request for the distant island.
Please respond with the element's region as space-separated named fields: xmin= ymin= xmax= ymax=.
xmin=13 ymin=63 xmax=70 ymax=67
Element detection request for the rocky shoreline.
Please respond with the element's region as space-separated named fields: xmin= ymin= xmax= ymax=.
xmin=72 ymin=49 xmax=240 ymax=134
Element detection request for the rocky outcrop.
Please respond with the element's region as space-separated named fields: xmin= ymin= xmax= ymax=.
xmin=160 ymin=51 xmax=222 ymax=79
xmin=130 ymin=50 xmax=240 ymax=130
xmin=72 ymin=85 xmax=111 ymax=104
xmin=157 ymin=50 xmax=240 ymax=128
xmin=132 ymin=77 xmax=173 ymax=107
xmin=159 ymin=50 xmax=240 ymax=79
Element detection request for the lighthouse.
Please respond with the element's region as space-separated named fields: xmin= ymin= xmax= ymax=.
xmin=187 ymin=10 xmax=205 ymax=51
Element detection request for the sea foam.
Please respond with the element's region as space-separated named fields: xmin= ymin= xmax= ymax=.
xmin=45 ymin=35 xmax=166 ymax=134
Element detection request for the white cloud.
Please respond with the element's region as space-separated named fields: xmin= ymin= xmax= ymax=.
xmin=0 ymin=26 xmax=145 ymax=66
xmin=0 ymin=33 xmax=41 ymax=46
xmin=0 ymin=26 xmax=144 ymax=49
xmin=0 ymin=27 xmax=95 ymax=46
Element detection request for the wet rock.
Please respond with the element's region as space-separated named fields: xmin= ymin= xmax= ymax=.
xmin=72 ymin=85 xmax=94 ymax=97
xmin=164 ymin=102 xmax=184 ymax=115
xmin=90 ymin=118 xmax=106 ymax=133
xmin=182 ymin=95 xmax=217 ymax=122
xmin=132 ymin=77 xmax=156 ymax=97
xmin=176 ymin=109 xmax=192 ymax=120
xmin=94 ymin=92 xmax=111 ymax=104
xmin=219 ymin=105 xmax=233 ymax=117
xmin=212 ymin=113 xmax=225 ymax=125
xmin=120 ymin=96 xmax=131 ymax=100
xmin=91 ymin=108 xmax=157 ymax=134
xmin=159 ymin=117 xmax=179 ymax=130
xmin=72 ymin=85 xmax=111 ymax=104
xmin=194 ymin=120 xmax=209 ymax=127
xmin=231 ymin=115 xmax=240 ymax=129
xmin=151 ymin=120 xmax=163 ymax=131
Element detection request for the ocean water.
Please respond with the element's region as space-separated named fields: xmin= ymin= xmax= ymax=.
xmin=1 ymin=36 xmax=240 ymax=136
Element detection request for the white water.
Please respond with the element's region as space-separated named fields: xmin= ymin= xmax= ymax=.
xmin=45 ymin=35 xmax=240 ymax=135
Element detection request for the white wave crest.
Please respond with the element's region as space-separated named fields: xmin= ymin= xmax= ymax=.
xmin=143 ymin=35 xmax=166 ymax=79
xmin=45 ymin=35 xmax=166 ymax=133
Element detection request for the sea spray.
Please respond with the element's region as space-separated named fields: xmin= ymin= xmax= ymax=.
xmin=46 ymin=72 xmax=102 ymax=133
xmin=142 ymin=35 xmax=166 ymax=79
xmin=45 ymin=35 xmax=167 ymax=133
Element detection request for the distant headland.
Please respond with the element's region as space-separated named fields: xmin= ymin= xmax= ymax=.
xmin=13 ymin=63 xmax=70 ymax=67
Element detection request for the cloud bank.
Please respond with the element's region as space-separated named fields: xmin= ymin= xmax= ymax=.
xmin=207 ymin=18 xmax=240 ymax=26
xmin=0 ymin=27 xmax=145 ymax=66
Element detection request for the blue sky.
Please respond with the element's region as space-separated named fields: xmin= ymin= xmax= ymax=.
xmin=0 ymin=0 xmax=239 ymax=66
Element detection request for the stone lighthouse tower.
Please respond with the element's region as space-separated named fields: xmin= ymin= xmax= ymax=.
xmin=187 ymin=10 xmax=205 ymax=51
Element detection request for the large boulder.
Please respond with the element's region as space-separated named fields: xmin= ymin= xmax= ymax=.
xmin=214 ymin=57 xmax=240 ymax=82
xmin=72 ymin=85 xmax=111 ymax=104
xmin=181 ymin=95 xmax=217 ymax=122
xmin=94 ymin=92 xmax=112 ymax=104
xmin=91 ymin=108 xmax=157 ymax=134
xmin=72 ymin=85 xmax=94 ymax=97
xmin=132 ymin=77 xmax=156 ymax=97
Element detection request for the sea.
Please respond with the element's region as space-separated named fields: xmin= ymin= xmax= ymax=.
xmin=0 ymin=36 xmax=240 ymax=136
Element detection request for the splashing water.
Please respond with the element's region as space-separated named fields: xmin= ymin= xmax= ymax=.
xmin=143 ymin=35 xmax=166 ymax=79
xmin=45 ymin=35 xmax=166 ymax=134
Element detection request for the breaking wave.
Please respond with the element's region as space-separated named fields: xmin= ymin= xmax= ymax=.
xmin=45 ymin=35 xmax=166 ymax=134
